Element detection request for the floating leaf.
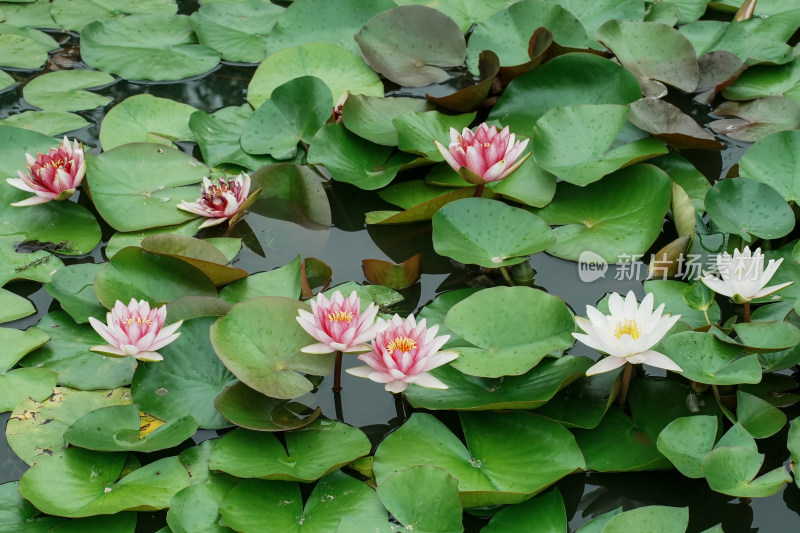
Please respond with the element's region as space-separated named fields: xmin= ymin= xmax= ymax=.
xmin=736 ymin=390 xmax=787 ymax=439
xmin=219 ymin=256 xmax=302 ymax=304
xmin=645 ymin=280 xmax=720 ymax=329
xmin=45 ymin=263 xmax=106 ymax=324
xmin=628 ymin=98 xmax=722 ymax=150
xmin=140 ymin=234 xmax=248 ymax=286
xmin=694 ymin=50 xmax=746 ymax=104
xmin=362 ymin=254 xmax=420 ymax=289
xmin=535 ymin=370 xmax=619 ymax=429
xmin=602 ymin=506 xmax=689 ymax=533
xmin=680 ymin=19 xmax=793 ymax=65
xmin=737 ymin=130 xmax=800 ymax=203
xmin=99 ymin=94 xmax=196 ymax=150
xmin=1 ymin=110 xmax=89 ymax=136
xmin=50 ymin=0 xmax=177 ymax=32
xmin=703 ymin=444 xmax=792 ymax=498
xmin=0 ymin=288 xmax=35 ymax=324
xmin=427 ymin=50 xmax=500 ymax=113
xmin=22 ymin=70 xmax=114 ymax=112
xmin=660 ymin=331 xmax=762 ymax=385
xmin=704 ymin=177 xmax=794 ymax=240
xmin=376 ymin=466 xmax=463 ymax=533
xmin=0 ymin=234 xmax=63 ymax=285
xmin=0 ymin=33 xmax=50 ymax=69
xmin=483 ymin=488 xmax=566 ymax=533
xmin=214 ymin=381 xmax=321 ymax=431
xmin=392 ymin=110 xmax=475 ymax=161
xmin=341 ymin=94 xmax=433 ymax=146
xmin=710 ymin=96 xmax=800 ymax=142
xmin=722 ymin=57 xmax=800 ymax=102
xmin=656 ymin=415 xmax=718 ymax=478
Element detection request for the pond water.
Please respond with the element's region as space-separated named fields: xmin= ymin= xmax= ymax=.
xmin=2 ymin=2 xmax=800 ymax=532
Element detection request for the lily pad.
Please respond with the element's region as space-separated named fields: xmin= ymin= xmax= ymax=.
xmin=703 ymin=444 xmax=792 ymax=498
xmin=0 ymin=34 xmax=49 ymax=69
xmin=535 ymin=370 xmax=620 ymax=430
xmin=488 ymin=52 xmax=642 ymax=135
xmin=0 ymin=70 xmax=14 ymax=92
xmin=21 ymin=311 xmax=137 ymax=390
xmin=532 ymin=104 xmax=667 ymax=186
xmin=0 ymin=288 xmax=35 ymax=323
xmin=628 ymin=98 xmax=722 ymax=150
xmin=660 ymin=331 xmax=762 ymax=385
xmin=250 ymin=165 xmax=332 ymax=228
xmin=50 ymin=0 xmax=177 ymax=32
xmin=644 ymin=280 xmax=721 ymax=329
xmin=392 ymin=110 xmax=475 ymax=161
xmin=105 ymin=220 xmax=203 ymax=260
xmin=533 ymin=165 xmax=672 ymax=263
xmin=602 ymin=506 xmax=689 ymax=533
xmin=341 ymin=94 xmax=434 ymax=146
xmin=219 ymin=256 xmax=302 ymax=304
xmin=722 ymin=58 xmax=800 ymax=102
xmin=214 ymin=381 xmax=321 ymax=431
xmin=356 ymin=5 xmax=466 ymax=87
xmin=247 ymin=43 xmax=383 ymax=109
xmin=432 ymin=197 xmax=555 ymax=269
xmin=0 ymin=327 xmax=55 ymax=412
xmin=0 ymin=480 xmax=65 ymax=532
xmin=210 ymin=420 xmax=370 ymax=482
xmin=710 ymin=96 xmax=800 ymax=142
xmin=81 ymin=14 xmax=221 ymax=81
xmin=483 ymin=488 xmax=566 ymax=533
xmin=731 ymin=321 xmax=800 ymax=353
xmin=140 ymin=234 xmax=248 ymax=286
xmin=656 ymin=415 xmax=718 ymax=478
xmin=18 ymin=448 xmax=191 ymax=517
xmin=22 ymin=70 xmax=114 ymax=112
xmin=131 ymin=316 xmax=237 ymax=429
xmin=736 ymin=390 xmax=787 ymax=439
xmin=86 ymin=143 xmax=209 ymax=232
xmin=737 ymin=130 xmax=800 ymax=203
xmin=99 ymin=94 xmax=196 ymax=151
xmin=376 ymin=466 xmax=463 ymax=533
xmin=704 ymin=177 xmax=794 ymax=240
xmin=374 ymin=412 xmax=584 ymax=508
xmin=404 ymin=355 xmax=591 ymax=410
xmin=0 ymin=234 xmax=64 ymax=285
xmin=45 ymin=263 xmax=106 ymax=324
xmin=1 ymin=111 xmax=89 ymax=136
xmin=443 ymin=286 xmax=574 ymax=377
xmin=210 ymin=296 xmax=335 ymax=399
xmin=1 ymin=1 xmax=59 ymax=30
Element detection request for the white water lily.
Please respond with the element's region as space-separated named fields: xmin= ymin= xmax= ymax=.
xmin=700 ymin=246 xmax=792 ymax=303
xmin=573 ymin=291 xmax=682 ymax=376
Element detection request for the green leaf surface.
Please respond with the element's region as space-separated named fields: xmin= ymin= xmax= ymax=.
xmin=0 ymin=288 xmax=35 ymax=323
xmin=140 ymin=234 xmax=248 ymax=286
xmin=392 ymin=110 xmax=475 ymax=161
xmin=219 ymin=256 xmax=302 ymax=304
xmin=189 ymin=106 xmax=279 ymax=171
xmin=738 ymin=130 xmax=800 ymax=203
xmin=644 ymin=280 xmax=720 ymax=329
xmin=660 ymin=332 xmax=762 ymax=385
xmin=22 ymin=70 xmax=114 ymax=112
xmin=342 ymin=94 xmax=433 ymax=146
xmin=189 ymin=0 xmax=282 ymax=63
xmin=376 ymin=466 xmax=463 ymax=533
xmin=703 ymin=446 xmax=791 ymax=498
xmin=214 ymin=381 xmax=321 ymax=431
xmin=483 ymin=488 xmax=566 ymax=533
xmin=736 ymin=390 xmax=787 ymax=439
xmin=656 ymin=415 xmax=718 ymax=478
xmin=0 ymin=367 xmax=59 ymax=413
xmin=602 ymin=506 xmax=689 ymax=533
xmin=50 ymin=0 xmax=177 ymax=32
xmin=99 ymin=94 xmax=196 ymax=150
xmin=45 ymin=263 xmax=106 ymax=324
xmin=704 ymin=177 xmax=794 ymax=240
xmin=1 ymin=111 xmax=89 ymax=136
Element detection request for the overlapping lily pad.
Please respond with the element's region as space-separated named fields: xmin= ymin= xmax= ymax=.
xmin=710 ymin=96 xmax=800 ymax=142
xmin=0 ymin=326 xmax=54 ymax=412
xmin=50 ymin=0 xmax=177 ymax=32
xmin=660 ymin=331 xmax=762 ymax=385
xmin=215 ymin=381 xmax=320 ymax=431
xmin=376 ymin=466 xmax=463 ymax=533
xmin=737 ymin=129 xmax=800 ymax=203
xmin=704 ymin=177 xmax=794 ymax=240
xmin=140 ymin=234 xmax=248 ymax=286
xmin=45 ymin=263 xmax=105 ymax=324
xmin=0 ymin=288 xmax=34 ymax=323
xmin=189 ymin=106 xmax=279 ymax=171
xmin=483 ymin=488 xmax=566 ymax=533
xmin=1 ymin=110 xmax=89 ymax=136
xmin=342 ymin=94 xmax=434 ymax=146
xmin=99 ymin=94 xmax=197 ymax=150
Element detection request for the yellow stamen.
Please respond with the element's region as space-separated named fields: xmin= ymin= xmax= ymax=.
xmin=125 ymin=317 xmax=152 ymax=326
xmin=386 ymin=336 xmax=417 ymax=353
xmin=483 ymin=142 xmax=491 ymax=148
xmin=614 ymin=319 xmax=641 ymax=340
xmin=327 ymin=311 xmax=354 ymax=323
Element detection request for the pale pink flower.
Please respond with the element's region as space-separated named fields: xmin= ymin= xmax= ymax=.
xmin=434 ymin=122 xmax=530 ymax=183
xmin=177 ymin=173 xmax=252 ymax=229
xmin=296 ymin=290 xmax=384 ymax=354
xmin=6 ymin=136 xmax=86 ymax=206
xmin=346 ymin=314 xmax=459 ymax=393
xmin=88 ymin=299 xmax=182 ymax=362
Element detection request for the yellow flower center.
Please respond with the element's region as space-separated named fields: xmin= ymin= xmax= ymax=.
xmin=614 ymin=319 xmax=641 ymax=340
xmin=125 ymin=317 xmax=151 ymax=326
xmin=327 ymin=311 xmax=354 ymax=323
xmin=386 ymin=336 xmax=417 ymax=353
xmin=483 ymin=142 xmax=491 ymax=148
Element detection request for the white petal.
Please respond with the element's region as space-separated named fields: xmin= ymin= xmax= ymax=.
xmin=301 ymin=342 xmax=336 ymax=354
xmin=407 ymin=372 xmax=448 ymax=389
xmin=631 ymin=350 xmax=682 ymax=372
xmin=585 ymin=356 xmax=627 ymax=376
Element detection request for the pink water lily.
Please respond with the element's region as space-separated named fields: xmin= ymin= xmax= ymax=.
xmin=89 ymin=299 xmax=182 ymax=362
xmin=296 ymin=290 xmax=384 ymax=354
xmin=177 ymin=173 xmax=252 ymax=229
xmin=346 ymin=314 xmax=459 ymax=393
xmin=434 ymin=122 xmax=530 ymax=184
xmin=6 ymin=136 xmax=85 ymax=206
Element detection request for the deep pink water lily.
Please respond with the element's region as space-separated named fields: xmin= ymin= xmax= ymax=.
xmin=177 ymin=173 xmax=252 ymax=229
xmin=89 ymin=299 xmax=182 ymax=362
xmin=6 ymin=136 xmax=85 ymax=206
xmin=346 ymin=314 xmax=459 ymax=393
xmin=296 ymin=290 xmax=384 ymax=354
xmin=434 ymin=122 xmax=530 ymax=184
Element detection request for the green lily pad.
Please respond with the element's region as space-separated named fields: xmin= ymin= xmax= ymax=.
xmin=307 ymin=123 xmax=416 ymax=190
xmin=660 ymin=331 xmax=762 ymax=385
xmin=680 ymin=19 xmax=794 ymax=65
xmin=219 ymin=471 xmax=385 ymax=533
xmin=467 ymin=0 xmax=588 ymax=73
xmin=730 ymin=321 xmax=800 ymax=353
xmin=404 ymin=355 xmax=591 ymax=410
xmin=45 ymin=263 xmax=106 ymax=324
xmin=93 ymin=246 xmax=217 ymax=309
xmin=533 ymin=165 xmax=672 ymax=263
xmin=703 ymin=445 xmax=792 ymax=498
xmin=575 ymin=508 xmax=622 ymax=533
xmin=214 ymin=381 xmax=321 ymax=431
xmin=210 ymin=420 xmax=370 ymax=482
xmin=710 ymin=96 xmax=800 ymax=142
xmin=0 ymin=34 xmax=49 ymax=69
xmin=356 ymin=5 xmax=466 ymax=87
xmin=432 ymin=197 xmax=555 ymax=269
xmin=0 ymin=326 xmax=56 ymax=412
xmin=0 ymin=70 xmax=15 ymax=92
xmin=2 ymin=1 xmax=59 ymax=30
xmin=99 ymin=94 xmax=196 ymax=151
xmin=140 ymin=234 xmax=248 ymax=286
xmin=373 ymin=411 xmax=585 ymax=508
xmin=1 ymin=111 xmax=89 ymax=136
xmin=656 ymin=415 xmax=718 ymax=478
xmin=483 ymin=488 xmax=566 ymax=533
xmin=367 ymin=181 xmax=483 ymax=225
xmin=488 ymin=52 xmax=641 ymax=135
xmin=21 ymin=311 xmax=137 ymax=390
xmin=704 ymin=177 xmax=794 ymax=240
xmin=18 ymin=448 xmax=191 ymax=517
xmin=249 ymin=165 xmax=332 ymax=228
xmin=376 ymin=466 xmax=463 ymax=533
xmin=241 ymin=76 xmax=332 ymax=158
xmin=341 ymin=94 xmax=434 ymax=146
xmin=0 ymin=288 xmax=35 ymax=323
xmin=789 ymin=417 xmax=800 ymax=477
xmin=0 ymin=326 xmax=50 ymax=373
xmin=6 ymin=386 xmax=130 ymax=465
xmin=50 ymin=0 xmax=177 ymax=32
xmin=722 ymin=58 xmax=800 ymax=102
xmin=86 ymin=143 xmax=209 ymax=232
xmin=81 ymin=14 xmax=221 ymax=81
xmin=189 ymin=106 xmax=280 ymax=171
xmin=393 ymin=110 xmax=475 ymax=162
xmin=535 ymin=370 xmax=620 ymax=430
xmin=219 ymin=255 xmax=302 ymax=304
xmin=189 ymin=0 xmax=283 ymax=63
xmin=644 ymin=280 xmax=721 ymax=329
xmin=602 ymin=506 xmax=689 ymax=533
xmin=247 ymin=42 xmax=383 ymax=109
xmin=558 ymin=0 xmax=646 ymax=38
xmin=596 ymin=20 xmax=699 ymax=95
xmin=65 ymin=403 xmax=197 ymax=452
xmin=22 ymin=70 xmax=114 ymax=112
xmin=105 ymin=220 xmax=204 ymax=260
xmin=532 ymin=104 xmax=667 ymax=186
xmin=210 ymin=296 xmax=335 ymax=399
xmin=0 ymin=234 xmax=64 ymax=285
xmin=131 ymin=316 xmax=237 ymax=429
xmin=737 ymin=390 xmax=787 ymax=439
xmin=443 ymin=286 xmax=573 ymax=377
xmin=0 ymin=481 xmax=65 ymax=532
xmin=738 ymin=130 xmax=800 ymax=203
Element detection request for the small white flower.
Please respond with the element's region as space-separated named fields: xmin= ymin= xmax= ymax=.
xmin=700 ymin=246 xmax=792 ymax=303
xmin=573 ymin=291 xmax=682 ymax=376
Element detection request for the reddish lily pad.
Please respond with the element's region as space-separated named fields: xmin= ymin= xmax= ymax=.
xmin=628 ymin=98 xmax=722 ymax=150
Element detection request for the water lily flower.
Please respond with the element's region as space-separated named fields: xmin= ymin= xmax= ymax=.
xmin=700 ymin=246 xmax=792 ymax=303
xmin=434 ymin=122 xmax=530 ymax=184
xmin=177 ymin=173 xmax=254 ymax=229
xmin=6 ymin=136 xmax=85 ymax=206
xmin=574 ymin=291 xmax=682 ymax=376
xmin=346 ymin=314 xmax=459 ymax=393
xmin=296 ymin=290 xmax=383 ymax=354
xmin=88 ymin=299 xmax=182 ymax=362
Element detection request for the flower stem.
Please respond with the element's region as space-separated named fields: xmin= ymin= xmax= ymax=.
xmin=616 ymin=362 xmax=633 ymax=408
xmin=743 ymin=301 xmax=751 ymax=323
xmin=703 ymin=308 xmax=711 ymax=326
xmin=499 ymin=266 xmax=515 ymax=286
xmin=334 ymin=390 xmax=344 ymax=422
xmin=332 ymin=350 xmax=343 ymax=393
xmin=392 ymin=392 xmax=407 ymax=422
xmin=473 ymin=184 xmax=485 ymax=197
